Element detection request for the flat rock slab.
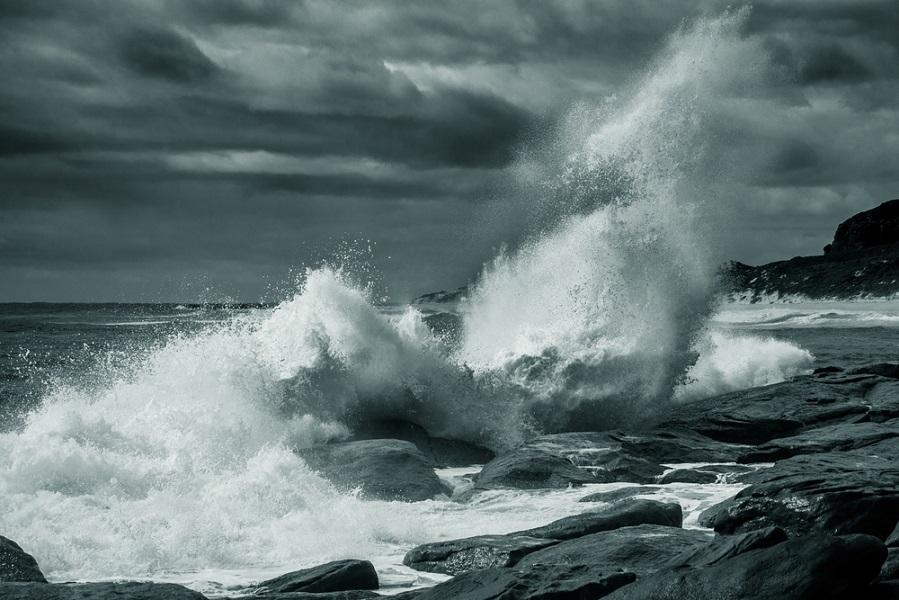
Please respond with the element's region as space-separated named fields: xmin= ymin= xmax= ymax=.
xmin=0 ymin=536 xmax=46 ymax=583
xmin=473 ymin=446 xmax=597 ymax=490
xmin=403 ymin=499 xmax=683 ymax=576
xmin=402 ymin=535 xmax=558 ymax=576
xmin=395 ymin=564 xmax=635 ymax=600
xmin=700 ymin=439 xmax=899 ymax=540
xmin=0 ymin=582 xmax=207 ymax=599
xmin=516 ymin=524 xmax=710 ymax=576
xmin=737 ymin=420 xmax=899 ymax=463
xmin=671 ymin=527 xmax=788 ymax=568
xmin=297 ymin=440 xmax=451 ymax=502
xmin=532 ymin=428 xmax=743 ymax=464
xmin=255 ymin=560 xmax=379 ymax=594
xmin=659 ymin=374 xmax=887 ymax=445
xmin=603 ymin=533 xmax=887 ymax=600
xmin=519 ymin=499 xmax=683 ymax=540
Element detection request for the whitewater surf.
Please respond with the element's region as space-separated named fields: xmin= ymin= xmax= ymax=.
xmin=0 ymin=9 xmax=862 ymax=598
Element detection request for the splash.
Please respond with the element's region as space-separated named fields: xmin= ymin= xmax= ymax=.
xmin=0 ymin=9 xmax=816 ymax=586
xmin=457 ymin=9 xmax=771 ymax=430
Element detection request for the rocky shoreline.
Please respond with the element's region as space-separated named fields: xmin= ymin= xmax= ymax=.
xmin=3 ymin=362 xmax=899 ymax=599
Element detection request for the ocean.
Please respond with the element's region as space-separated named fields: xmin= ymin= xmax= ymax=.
xmin=0 ymin=298 xmax=896 ymax=596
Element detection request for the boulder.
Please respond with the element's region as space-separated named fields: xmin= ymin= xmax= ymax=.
xmin=519 ymin=500 xmax=683 ymax=540
xmin=516 ymin=524 xmax=709 ymax=576
xmin=603 ymin=533 xmax=887 ymax=600
xmin=0 ymin=536 xmax=46 ymax=583
xmin=0 ymin=582 xmax=206 ymax=599
xmin=297 ymin=440 xmax=451 ymax=501
xmin=349 ymin=420 xmax=494 ymax=467
xmin=396 ymin=564 xmax=635 ymax=600
xmin=402 ymin=535 xmax=558 ymax=576
xmin=254 ymin=560 xmax=379 ymax=595
xmin=700 ymin=439 xmax=899 ymax=540
xmin=737 ymin=421 xmax=899 ymax=463
xmin=473 ymin=447 xmax=597 ymax=490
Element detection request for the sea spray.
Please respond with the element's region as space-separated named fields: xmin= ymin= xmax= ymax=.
xmin=0 ymin=9 xmax=818 ymax=586
xmin=457 ymin=10 xmax=765 ymax=430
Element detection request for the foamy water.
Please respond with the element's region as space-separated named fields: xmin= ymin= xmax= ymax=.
xmin=0 ymin=10 xmax=825 ymax=596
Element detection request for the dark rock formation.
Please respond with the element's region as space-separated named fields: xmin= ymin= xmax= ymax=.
xmin=411 ymin=288 xmax=468 ymax=305
xmin=657 ymin=468 xmax=719 ymax=484
xmin=726 ymin=200 xmax=899 ymax=301
xmin=603 ymin=533 xmax=886 ymax=600
xmin=473 ymin=446 xmax=597 ymax=490
xmin=0 ymin=582 xmax=207 ymax=599
xmin=0 ymin=537 xmax=46 ymax=583
xmin=534 ymin=428 xmax=743 ymax=464
xmin=826 ymin=200 xmax=899 ymax=255
xmin=297 ymin=440 xmax=451 ymax=501
xmin=700 ymin=438 xmax=899 ymax=540
xmin=737 ymin=420 xmax=899 ymax=463
xmin=403 ymin=499 xmax=682 ymax=576
xmin=394 ymin=564 xmax=635 ymax=600
xmin=241 ymin=592 xmax=379 ymax=600
xmin=349 ymin=419 xmax=494 ymax=468
xmin=658 ymin=371 xmax=893 ymax=445
xmin=670 ymin=527 xmax=788 ymax=568
xmin=516 ymin=524 xmax=709 ymax=576
xmin=254 ymin=560 xmax=379 ymax=595
xmin=518 ymin=500 xmax=683 ymax=540
xmin=578 ymin=486 xmax=660 ymax=503
xmin=402 ymin=535 xmax=558 ymax=575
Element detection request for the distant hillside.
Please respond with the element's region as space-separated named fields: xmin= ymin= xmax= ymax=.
xmin=727 ymin=199 xmax=899 ymax=301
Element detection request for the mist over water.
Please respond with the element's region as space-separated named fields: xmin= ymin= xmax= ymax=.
xmin=0 ymin=10 xmax=815 ymax=586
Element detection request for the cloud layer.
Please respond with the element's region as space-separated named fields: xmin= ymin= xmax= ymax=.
xmin=1 ymin=0 xmax=897 ymax=301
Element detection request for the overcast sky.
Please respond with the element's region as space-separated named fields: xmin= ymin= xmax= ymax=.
xmin=1 ymin=0 xmax=898 ymax=302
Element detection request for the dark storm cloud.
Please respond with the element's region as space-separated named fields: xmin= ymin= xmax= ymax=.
xmin=120 ymin=26 xmax=219 ymax=82
xmin=1 ymin=0 xmax=898 ymax=301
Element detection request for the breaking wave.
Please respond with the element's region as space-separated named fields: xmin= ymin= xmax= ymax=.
xmin=0 ymin=9 xmax=815 ymax=585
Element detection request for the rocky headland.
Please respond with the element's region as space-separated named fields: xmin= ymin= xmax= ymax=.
xmin=414 ymin=199 xmax=899 ymax=305
xmin=728 ymin=199 xmax=899 ymax=301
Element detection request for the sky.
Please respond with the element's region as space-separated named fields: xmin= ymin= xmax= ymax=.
xmin=1 ymin=0 xmax=898 ymax=302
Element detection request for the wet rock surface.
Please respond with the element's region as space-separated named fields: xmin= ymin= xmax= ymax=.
xmin=393 ymin=565 xmax=636 ymax=600
xmin=516 ymin=524 xmax=710 ymax=575
xmin=604 ymin=533 xmax=886 ymax=600
xmin=254 ymin=559 xmax=379 ymax=595
xmin=700 ymin=439 xmax=899 ymax=539
xmin=296 ymin=439 xmax=451 ymax=501
xmin=403 ymin=499 xmax=682 ymax=576
xmin=0 ymin=536 xmax=46 ymax=583
xmin=0 ymin=582 xmax=207 ymax=599
xmin=472 ymin=446 xmax=598 ymax=490
xmin=402 ymin=535 xmax=558 ymax=576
